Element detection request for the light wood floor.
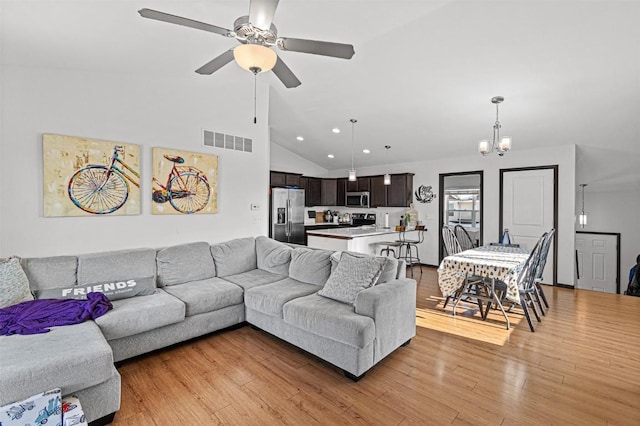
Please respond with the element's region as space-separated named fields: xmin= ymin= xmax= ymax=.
xmin=113 ymin=267 xmax=640 ymax=425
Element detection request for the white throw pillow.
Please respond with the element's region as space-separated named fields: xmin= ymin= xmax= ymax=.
xmin=0 ymin=257 xmax=34 ymax=309
xmin=318 ymin=252 xmax=385 ymax=305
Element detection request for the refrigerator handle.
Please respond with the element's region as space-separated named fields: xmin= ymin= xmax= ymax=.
xmin=286 ymin=199 xmax=291 ymax=236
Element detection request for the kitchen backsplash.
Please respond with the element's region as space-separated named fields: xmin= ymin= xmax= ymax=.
xmin=305 ymin=206 xmax=410 ymax=226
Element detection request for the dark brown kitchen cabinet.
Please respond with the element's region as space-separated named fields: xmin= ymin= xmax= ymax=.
xmin=387 ymin=173 xmax=414 ymax=207
xmin=321 ymin=179 xmax=338 ymax=206
xmin=270 ymin=171 xmax=285 ymax=187
xmin=307 ymin=178 xmax=322 ymax=206
xmin=369 ymin=175 xmax=387 ymax=207
xmin=270 ymin=171 xmax=302 ymax=188
xmin=357 ymin=177 xmax=370 ymax=192
xmin=336 ymin=178 xmax=347 ymax=207
xmin=346 ymin=179 xmax=358 ymax=192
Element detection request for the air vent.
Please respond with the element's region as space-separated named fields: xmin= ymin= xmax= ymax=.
xmin=203 ymin=130 xmax=252 ymax=153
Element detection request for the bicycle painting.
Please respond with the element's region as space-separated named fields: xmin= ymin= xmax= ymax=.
xmin=151 ymin=147 xmax=218 ymax=215
xmin=43 ymin=134 xmax=141 ymax=217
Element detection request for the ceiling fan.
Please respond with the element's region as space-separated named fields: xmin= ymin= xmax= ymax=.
xmin=138 ymin=0 xmax=355 ymax=88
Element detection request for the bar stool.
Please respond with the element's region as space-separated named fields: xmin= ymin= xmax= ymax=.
xmin=402 ymin=225 xmax=425 ymax=277
xmin=378 ymin=226 xmax=406 ymax=258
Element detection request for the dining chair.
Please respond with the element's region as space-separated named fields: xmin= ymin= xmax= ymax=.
xmin=534 ymin=228 xmax=555 ymax=310
xmin=492 ymin=234 xmax=546 ymax=332
xmin=442 ymin=225 xmax=485 ymax=310
xmin=454 ymin=225 xmax=475 ymax=251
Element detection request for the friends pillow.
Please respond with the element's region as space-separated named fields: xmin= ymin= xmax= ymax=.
xmin=35 ymin=276 xmax=156 ymax=301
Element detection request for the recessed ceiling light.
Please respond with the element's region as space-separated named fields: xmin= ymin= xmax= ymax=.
xmin=362 ymin=149 xmax=370 ymax=154
xmin=296 ymin=136 xmax=304 ymax=141
xmin=332 ymin=128 xmax=340 ymax=134
xmin=327 ymin=154 xmax=335 ymax=158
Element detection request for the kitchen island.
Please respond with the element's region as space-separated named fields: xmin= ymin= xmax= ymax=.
xmin=306 ymin=226 xmax=401 ymax=256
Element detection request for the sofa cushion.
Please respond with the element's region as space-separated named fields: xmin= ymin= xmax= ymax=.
xmin=256 ymin=236 xmax=292 ymax=275
xmin=283 ymin=293 xmax=375 ymax=349
xmin=156 ymin=242 xmax=215 ymax=287
xmin=0 ymin=257 xmax=33 ymax=309
xmin=0 ymin=321 xmax=113 ymax=406
xmin=34 ymin=276 xmax=156 ymax=301
xmin=319 ymin=252 xmax=385 ymax=305
xmin=210 ymin=237 xmax=256 ymax=277
xmin=21 ymin=256 xmax=78 ymax=291
xmin=288 ymin=248 xmax=332 ymax=286
xmin=77 ymin=248 xmax=156 ymax=285
xmin=94 ymin=288 xmax=185 ymax=340
xmin=330 ymin=251 xmax=398 ymax=284
xmin=245 ymin=278 xmax=320 ymax=318
xmin=221 ymin=269 xmax=287 ymax=291
xmin=163 ymin=277 xmax=243 ymax=316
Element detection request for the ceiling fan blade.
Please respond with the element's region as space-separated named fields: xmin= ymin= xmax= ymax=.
xmin=195 ymin=50 xmax=235 ymax=75
xmin=277 ymin=38 xmax=355 ymax=59
xmin=138 ymin=8 xmax=232 ymax=37
xmin=272 ymin=57 xmax=301 ymax=88
xmin=248 ymin=0 xmax=280 ymax=30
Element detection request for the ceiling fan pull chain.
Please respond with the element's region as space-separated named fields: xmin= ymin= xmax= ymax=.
xmin=253 ymin=72 xmax=257 ymax=124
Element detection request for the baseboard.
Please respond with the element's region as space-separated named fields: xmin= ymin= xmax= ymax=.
xmin=554 ymin=283 xmax=574 ymax=289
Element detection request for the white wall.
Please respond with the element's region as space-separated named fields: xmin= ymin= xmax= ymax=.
xmin=327 ymin=144 xmax=577 ymax=286
xmin=270 ymin=142 xmax=329 ymax=177
xmin=578 ymin=188 xmax=640 ymax=286
xmin=0 ymin=66 xmax=270 ymax=257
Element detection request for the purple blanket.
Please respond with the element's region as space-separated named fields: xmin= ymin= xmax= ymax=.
xmin=0 ymin=292 xmax=112 ymax=336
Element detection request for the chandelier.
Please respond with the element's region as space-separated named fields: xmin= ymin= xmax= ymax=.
xmin=478 ymin=96 xmax=512 ymax=156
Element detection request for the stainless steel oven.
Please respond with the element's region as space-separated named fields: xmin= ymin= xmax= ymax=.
xmin=345 ymin=191 xmax=370 ymax=208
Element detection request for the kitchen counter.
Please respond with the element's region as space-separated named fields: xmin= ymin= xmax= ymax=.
xmin=306 ymin=226 xmax=397 ymax=239
xmin=306 ymin=226 xmax=404 ymax=255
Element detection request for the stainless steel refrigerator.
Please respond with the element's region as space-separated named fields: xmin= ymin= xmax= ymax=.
xmin=271 ymin=188 xmax=305 ymax=245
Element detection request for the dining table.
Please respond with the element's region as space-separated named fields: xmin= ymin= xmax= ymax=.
xmin=438 ymin=245 xmax=530 ymax=321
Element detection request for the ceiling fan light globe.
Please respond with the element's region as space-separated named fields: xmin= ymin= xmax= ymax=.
xmin=233 ymin=44 xmax=277 ymax=73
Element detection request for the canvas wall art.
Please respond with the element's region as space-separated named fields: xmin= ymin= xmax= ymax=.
xmin=43 ymin=134 xmax=141 ymax=217
xmin=151 ymin=147 xmax=218 ymax=215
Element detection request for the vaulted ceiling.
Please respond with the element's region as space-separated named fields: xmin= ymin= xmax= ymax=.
xmin=3 ymin=1 xmax=639 ymax=186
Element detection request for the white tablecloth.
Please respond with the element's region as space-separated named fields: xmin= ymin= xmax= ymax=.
xmin=438 ymin=245 xmax=529 ymax=303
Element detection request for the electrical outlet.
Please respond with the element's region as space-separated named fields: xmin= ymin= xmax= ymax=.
xmin=250 ymin=203 xmax=260 ymax=211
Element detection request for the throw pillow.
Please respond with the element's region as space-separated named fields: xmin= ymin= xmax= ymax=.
xmin=0 ymin=257 xmax=34 ymax=309
xmin=35 ymin=276 xmax=156 ymax=301
xmin=330 ymin=251 xmax=397 ymax=285
xmin=318 ymin=252 xmax=385 ymax=305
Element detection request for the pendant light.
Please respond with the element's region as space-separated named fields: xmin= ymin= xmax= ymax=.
xmin=578 ymin=184 xmax=588 ymax=227
xmin=384 ymin=145 xmax=391 ymax=185
xmin=348 ymin=119 xmax=357 ymax=181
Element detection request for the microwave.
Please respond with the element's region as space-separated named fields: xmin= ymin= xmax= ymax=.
xmin=345 ymin=191 xmax=370 ymax=208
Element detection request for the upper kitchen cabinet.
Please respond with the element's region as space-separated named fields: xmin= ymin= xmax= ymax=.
xmin=336 ymin=178 xmax=347 ymax=207
xmin=369 ymin=175 xmax=387 ymax=207
xmin=387 ymin=173 xmax=414 ymax=207
xmin=307 ymin=178 xmax=322 ymax=206
xmin=321 ymin=179 xmax=338 ymax=206
xmin=270 ymin=171 xmax=302 ymax=188
xmin=345 ymin=177 xmax=369 ymax=192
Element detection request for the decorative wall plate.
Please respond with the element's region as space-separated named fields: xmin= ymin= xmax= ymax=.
xmin=415 ymin=185 xmax=436 ymax=203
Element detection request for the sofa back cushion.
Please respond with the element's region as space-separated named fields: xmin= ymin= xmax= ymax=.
xmin=256 ymin=236 xmax=292 ymax=275
xmin=21 ymin=256 xmax=78 ymax=291
xmin=289 ymin=248 xmax=332 ymax=286
xmin=156 ymin=242 xmax=215 ymax=287
xmin=77 ymin=248 xmax=157 ymax=285
xmin=210 ymin=237 xmax=257 ymax=277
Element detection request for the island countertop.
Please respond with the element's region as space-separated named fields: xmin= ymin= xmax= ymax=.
xmin=306 ymin=226 xmax=398 ymax=240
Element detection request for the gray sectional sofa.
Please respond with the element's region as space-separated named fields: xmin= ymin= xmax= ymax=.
xmin=0 ymin=236 xmax=416 ymax=424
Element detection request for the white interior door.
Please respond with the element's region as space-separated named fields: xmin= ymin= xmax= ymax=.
xmin=502 ymin=168 xmax=555 ymax=284
xmin=575 ymin=233 xmax=618 ymax=293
